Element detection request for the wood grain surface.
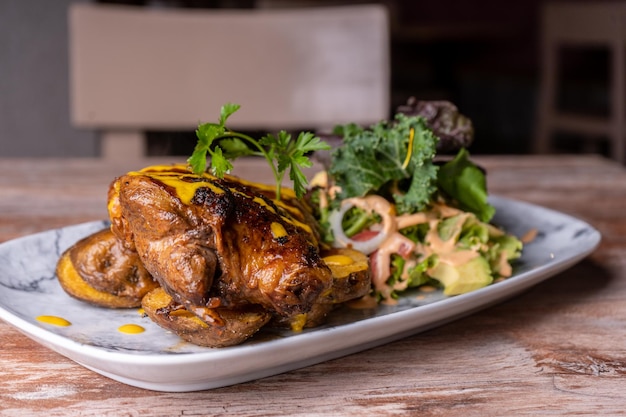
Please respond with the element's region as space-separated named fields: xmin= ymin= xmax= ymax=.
xmin=1 ymin=155 xmax=625 ymax=416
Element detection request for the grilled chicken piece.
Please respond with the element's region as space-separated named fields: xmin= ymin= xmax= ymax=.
xmin=108 ymin=165 xmax=336 ymax=332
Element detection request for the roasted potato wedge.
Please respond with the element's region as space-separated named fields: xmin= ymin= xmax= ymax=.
xmin=142 ymin=287 xmax=271 ymax=348
xmin=56 ymin=229 xmax=158 ymax=308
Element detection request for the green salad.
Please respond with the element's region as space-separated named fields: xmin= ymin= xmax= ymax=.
xmin=307 ymin=103 xmax=523 ymax=302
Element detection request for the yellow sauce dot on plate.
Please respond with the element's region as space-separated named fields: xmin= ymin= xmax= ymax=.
xmin=118 ymin=324 xmax=145 ymax=334
xmin=36 ymin=315 xmax=71 ymax=327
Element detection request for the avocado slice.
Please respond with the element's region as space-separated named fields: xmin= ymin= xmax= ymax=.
xmin=429 ymin=256 xmax=493 ymax=296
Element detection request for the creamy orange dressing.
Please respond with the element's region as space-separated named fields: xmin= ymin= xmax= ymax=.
xmin=331 ymin=195 xmax=397 ymax=250
xmin=436 ymin=204 xmax=464 ymax=218
xmin=345 ymin=198 xmax=483 ymax=300
xmin=418 ymin=217 xmax=479 ymax=273
xmin=493 ymin=251 xmax=513 ymax=277
xmin=394 ymin=203 xmax=463 ymax=230
xmin=372 ymin=232 xmax=416 ymax=299
xmin=521 ymin=228 xmax=538 ymax=244
xmin=346 ymin=294 xmax=378 ymax=309
xmin=395 ymin=258 xmax=416 ymax=292
xmin=36 ymin=315 xmax=71 ymax=327
xmin=395 ymin=212 xmax=433 ymax=229
xmin=118 ymin=324 xmax=145 ymax=334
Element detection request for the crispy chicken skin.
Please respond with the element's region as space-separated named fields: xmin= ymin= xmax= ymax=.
xmin=108 ymin=165 xmax=335 ymax=329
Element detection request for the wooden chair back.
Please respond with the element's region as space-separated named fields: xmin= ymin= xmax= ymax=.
xmin=68 ymin=3 xmax=390 ymax=159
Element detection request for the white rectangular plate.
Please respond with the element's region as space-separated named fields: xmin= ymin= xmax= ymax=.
xmin=0 ymin=196 xmax=600 ymax=392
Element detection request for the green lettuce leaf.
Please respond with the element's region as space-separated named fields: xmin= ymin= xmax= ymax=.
xmin=437 ymin=148 xmax=495 ymax=222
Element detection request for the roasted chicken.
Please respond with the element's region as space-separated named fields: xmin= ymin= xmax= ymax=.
xmin=55 ymin=164 xmax=370 ymax=347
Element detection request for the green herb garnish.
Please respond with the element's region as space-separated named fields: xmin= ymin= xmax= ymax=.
xmin=329 ymin=113 xmax=439 ymax=214
xmin=326 ymin=112 xmax=495 ymax=221
xmin=188 ymin=103 xmax=330 ymax=200
xmin=437 ymin=148 xmax=495 ymax=222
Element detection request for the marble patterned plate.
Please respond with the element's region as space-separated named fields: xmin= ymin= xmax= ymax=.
xmin=0 ymin=196 xmax=600 ymax=392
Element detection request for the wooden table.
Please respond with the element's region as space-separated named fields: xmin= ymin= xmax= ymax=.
xmin=1 ymin=155 xmax=625 ymax=416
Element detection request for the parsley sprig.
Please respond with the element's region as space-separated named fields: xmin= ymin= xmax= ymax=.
xmin=188 ymin=103 xmax=330 ymax=200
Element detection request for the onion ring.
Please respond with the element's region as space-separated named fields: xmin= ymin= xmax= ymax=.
xmin=329 ymin=195 xmax=396 ymax=255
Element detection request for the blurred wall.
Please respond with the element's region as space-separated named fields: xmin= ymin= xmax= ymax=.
xmin=0 ymin=0 xmax=97 ymax=157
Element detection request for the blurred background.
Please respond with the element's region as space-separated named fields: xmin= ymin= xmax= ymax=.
xmin=0 ymin=0 xmax=615 ymax=159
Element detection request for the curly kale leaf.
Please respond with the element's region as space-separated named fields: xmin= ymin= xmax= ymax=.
xmin=329 ymin=114 xmax=439 ymax=214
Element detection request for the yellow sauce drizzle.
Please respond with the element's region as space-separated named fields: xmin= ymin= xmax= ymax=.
xmin=270 ymin=222 xmax=288 ymax=239
xmin=282 ymin=217 xmax=313 ymax=236
xmin=290 ymin=314 xmax=307 ymax=332
xmin=130 ymin=168 xmax=225 ymax=205
xmin=36 ymin=315 xmax=71 ymax=327
xmin=169 ymin=309 xmax=210 ymax=328
xmin=253 ymin=196 xmax=277 ymax=214
xmin=272 ymin=199 xmax=303 ymax=217
xmin=322 ymin=254 xmax=355 ymax=266
xmin=131 ymin=165 xmax=313 ymax=237
xmin=118 ymin=324 xmax=145 ymax=334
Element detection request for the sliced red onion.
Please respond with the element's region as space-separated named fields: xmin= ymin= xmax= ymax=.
xmin=329 ymin=196 xmax=396 ymax=255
